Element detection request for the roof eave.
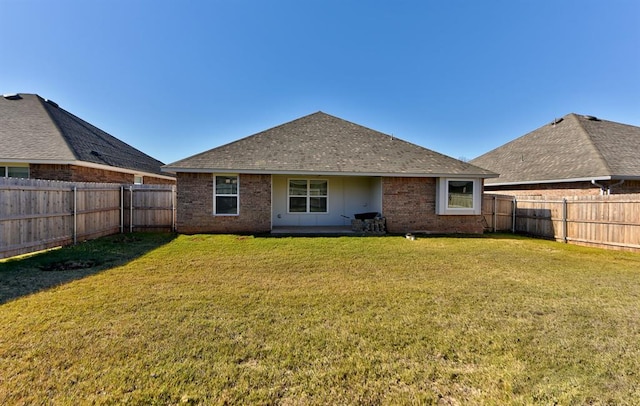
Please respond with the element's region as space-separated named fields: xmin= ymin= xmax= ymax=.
xmin=162 ymin=166 xmax=497 ymax=178
xmin=1 ymin=159 xmax=175 ymax=180
xmin=485 ymin=175 xmax=615 ymax=187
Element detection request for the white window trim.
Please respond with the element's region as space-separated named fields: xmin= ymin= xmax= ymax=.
xmin=436 ymin=178 xmax=481 ymax=215
xmin=287 ymin=178 xmax=329 ymax=214
xmin=134 ymin=175 xmax=144 ymax=185
xmin=213 ymin=174 xmax=240 ymax=216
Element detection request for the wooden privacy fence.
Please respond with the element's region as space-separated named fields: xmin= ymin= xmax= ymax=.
xmin=482 ymin=193 xmax=640 ymax=251
xmin=0 ymin=178 xmax=175 ymax=259
xmin=482 ymin=194 xmax=515 ymax=232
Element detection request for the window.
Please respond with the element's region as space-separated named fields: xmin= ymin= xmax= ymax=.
xmin=1 ymin=165 xmax=29 ymax=178
xmin=288 ymin=179 xmax=328 ymax=213
xmin=436 ymin=178 xmax=481 ymax=215
xmin=214 ymin=175 xmax=239 ymax=215
xmin=134 ymin=175 xmax=143 ymax=185
xmin=448 ymin=180 xmax=474 ymax=209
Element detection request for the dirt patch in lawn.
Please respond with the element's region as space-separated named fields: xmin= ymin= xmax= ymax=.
xmin=39 ymin=260 xmax=99 ymax=272
xmin=0 ymin=233 xmax=176 ymax=304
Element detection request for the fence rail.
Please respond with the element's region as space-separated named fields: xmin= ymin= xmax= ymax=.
xmin=4 ymin=180 xmax=639 ymax=258
xmin=482 ymin=193 xmax=640 ymax=251
xmin=481 ymin=194 xmax=515 ymax=232
xmin=0 ymin=178 xmax=175 ymax=259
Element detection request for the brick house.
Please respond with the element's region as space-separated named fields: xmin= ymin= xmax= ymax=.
xmin=163 ymin=112 xmax=496 ymax=234
xmin=0 ymin=93 xmax=175 ymax=184
xmin=471 ymin=113 xmax=640 ymax=196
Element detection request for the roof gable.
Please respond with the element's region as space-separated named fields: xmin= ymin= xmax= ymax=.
xmin=471 ymin=113 xmax=640 ymax=185
xmin=165 ymin=112 xmax=495 ymax=177
xmin=0 ymin=94 xmax=76 ymax=161
xmin=0 ymin=93 xmax=168 ymax=176
xmin=579 ymin=116 xmax=640 ymax=177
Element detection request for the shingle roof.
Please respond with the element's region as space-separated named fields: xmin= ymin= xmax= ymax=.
xmin=0 ymin=93 xmax=168 ymax=176
xmin=164 ymin=112 xmax=496 ymax=178
xmin=470 ymin=113 xmax=640 ymax=185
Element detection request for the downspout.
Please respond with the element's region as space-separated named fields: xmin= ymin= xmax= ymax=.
xmin=591 ymin=180 xmax=608 ymax=195
xmin=607 ymin=179 xmax=625 ymax=194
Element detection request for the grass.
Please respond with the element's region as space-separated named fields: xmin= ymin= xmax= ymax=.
xmin=1 ymin=233 xmax=639 ymax=405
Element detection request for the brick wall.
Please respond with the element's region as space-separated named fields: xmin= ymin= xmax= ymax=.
xmin=382 ymin=177 xmax=484 ymax=234
xmin=30 ymin=164 xmax=175 ymax=184
xmin=30 ymin=164 xmax=75 ymax=182
xmin=176 ymin=172 xmax=271 ymax=234
xmin=485 ymin=180 xmax=640 ymax=197
xmin=141 ymin=176 xmax=176 ymax=185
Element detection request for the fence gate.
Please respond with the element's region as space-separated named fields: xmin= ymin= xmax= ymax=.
xmin=1 ymin=178 xmax=175 ymax=259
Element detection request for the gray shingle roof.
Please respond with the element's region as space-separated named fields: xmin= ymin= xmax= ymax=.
xmin=164 ymin=112 xmax=496 ymax=177
xmin=471 ymin=113 xmax=640 ymax=185
xmin=0 ymin=93 xmax=168 ymax=176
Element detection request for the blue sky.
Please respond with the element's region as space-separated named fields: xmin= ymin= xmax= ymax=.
xmin=2 ymin=0 xmax=639 ymax=164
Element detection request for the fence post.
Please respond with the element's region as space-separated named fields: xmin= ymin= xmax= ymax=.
xmin=129 ymin=186 xmax=134 ymax=233
xmin=512 ymin=197 xmax=517 ymax=233
xmin=493 ymin=195 xmax=497 ymax=232
xmin=120 ymin=186 xmax=124 ymax=234
xmin=172 ymin=185 xmax=176 ymax=232
xmin=562 ymin=198 xmax=568 ymax=243
xmin=73 ymin=186 xmax=77 ymax=245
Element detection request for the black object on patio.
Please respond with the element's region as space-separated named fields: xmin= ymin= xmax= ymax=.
xmin=354 ymin=212 xmax=379 ymax=220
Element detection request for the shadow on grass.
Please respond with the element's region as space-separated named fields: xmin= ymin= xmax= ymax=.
xmin=0 ymin=233 xmax=176 ymax=305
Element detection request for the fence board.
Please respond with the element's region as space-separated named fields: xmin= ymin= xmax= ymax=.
xmin=1 ymin=178 xmax=175 ymax=259
xmin=485 ymin=193 xmax=640 ymax=252
xmin=481 ymin=194 xmax=515 ymax=232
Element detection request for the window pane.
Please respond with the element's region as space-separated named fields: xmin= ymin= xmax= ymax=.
xmin=309 ymin=180 xmax=327 ymax=196
xmin=289 ymin=196 xmax=307 ymax=212
xmin=216 ymin=196 xmax=238 ymax=214
xmin=309 ymin=197 xmax=327 ymax=212
xmin=0 ymin=167 xmax=5 ymax=177
xmin=448 ymin=181 xmax=473 ymax=208
xmin=8 ymin=167 xmax=29 ymax=179
xmin=289 ymin=180 xmax=307 ymax=196
xmin=216 ymin=176 xmax=238 ymax=194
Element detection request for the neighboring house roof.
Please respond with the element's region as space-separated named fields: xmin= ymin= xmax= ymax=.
xmin=0 ymin=93 xmax=170 ymax=177
xmin=471 ymin=113 xmax=640 ymax=186
xmin=164 ymin=111 xmax=496 ymax=178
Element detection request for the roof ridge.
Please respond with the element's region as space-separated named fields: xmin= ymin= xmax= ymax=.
xmin=43 ymin=99 xmax=164 ymax=164
xmin=568 ymin=113 xmax=613 ymax=175
xmin=168 ymin=112 xmax=362 ymax=165
xmin=34 ymin=94 xmax=81 ymax=160
xmin=164 ymin=111 xmax=497 ymax=177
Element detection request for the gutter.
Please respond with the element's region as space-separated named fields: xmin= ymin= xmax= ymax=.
xmin=161 ymin=167 xmax=498 ymax=179
xmin=1 ymin=159 xmax=175 ymax=181
xmin=607 ymin=179 xmax=625 ymax=194
xmin=591 ymin=179 xmax=608 ymax=195
xmin=591 ymin=179 xmax=625 ymax=195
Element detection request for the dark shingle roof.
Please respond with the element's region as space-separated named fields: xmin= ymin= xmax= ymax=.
xmin=0 ymin=93 xmax=168 ymax=176
xmin=164 ymin=112 xmax=496 ymax=177
xmin=470 ymin=113 xmax=640 ymax=185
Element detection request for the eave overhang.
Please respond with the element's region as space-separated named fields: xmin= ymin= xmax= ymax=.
xmin=162 ymin=166 xmax=498 ymax=179
xmin=485 ymin=175 xmax=640 ymax=187
xmin=1 ymin=158 xmax=175 ymax=181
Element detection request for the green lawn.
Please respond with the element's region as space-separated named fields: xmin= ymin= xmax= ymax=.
xmin=1 ymin=233 xmax=639 ymax=405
